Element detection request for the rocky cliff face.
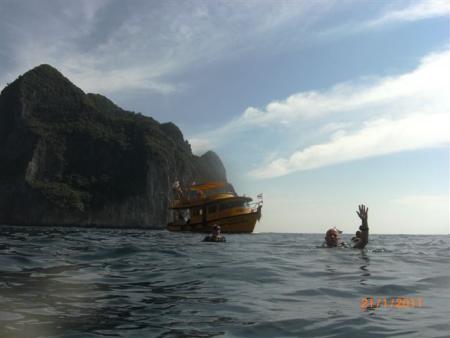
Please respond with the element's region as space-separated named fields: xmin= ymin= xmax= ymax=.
xmin=0 ymin=64 xmax=228 ymax=228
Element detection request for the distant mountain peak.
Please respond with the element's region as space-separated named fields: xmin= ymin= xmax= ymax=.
xmin=20 ymin=64 xmax=70 ymax=84
xmin=28 ymin=63 xmax=60 ymax=73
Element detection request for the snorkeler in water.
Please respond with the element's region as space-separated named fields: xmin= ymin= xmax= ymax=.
xmin=203 ymin=224 xmax=226 ymax=242
xmin=323 ymin=204 xmax=369 ymax=249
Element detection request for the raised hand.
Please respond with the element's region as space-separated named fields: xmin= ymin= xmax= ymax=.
xmin=354 ymin=204 xmax=369 ymax=248
xmin=356 ymin=204 xmax=368 ymax=223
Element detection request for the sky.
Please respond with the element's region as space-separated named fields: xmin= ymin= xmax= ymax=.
xmin=0 ymin=0 xmax=449 ymax=234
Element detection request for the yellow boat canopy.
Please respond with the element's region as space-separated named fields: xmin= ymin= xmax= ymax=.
xmin=190 ymin=182 xmax=226 ymax=191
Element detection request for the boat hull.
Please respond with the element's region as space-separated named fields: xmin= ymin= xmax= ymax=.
xmin=167 ymin=211 xmax=258 ymax=233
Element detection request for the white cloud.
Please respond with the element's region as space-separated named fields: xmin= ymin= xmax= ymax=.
xmin=367 ymin=0 xmax=450 ymax=27
xmin=319 ymin=0 xmax=450 ymax=39
xmin=3 ymin=1 xmax=447 ymax=95
xmin=0 ymin=1 xmax=323 ymax=94
xmin=243 ymin=49 xmax=450 ymax=125
xmin=190 ymin=48 xmax=450 ymax=177
xmin=250 ymin=113 xmax=450 ymax=178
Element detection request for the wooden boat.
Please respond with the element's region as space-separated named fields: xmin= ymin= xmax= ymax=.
xmin=167 ymin=181 xmax=262 ymax=233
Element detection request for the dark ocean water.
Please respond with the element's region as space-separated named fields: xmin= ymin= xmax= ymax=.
xmin=0 ymin=227 xmax=449 ymax=338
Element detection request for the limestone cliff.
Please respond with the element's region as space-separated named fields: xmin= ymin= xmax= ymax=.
xmin=0 ymin=64 xmax=228 ymax=228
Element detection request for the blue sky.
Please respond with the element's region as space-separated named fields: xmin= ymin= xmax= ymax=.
xmin=1 ymin=0 xmax=449 ymax=233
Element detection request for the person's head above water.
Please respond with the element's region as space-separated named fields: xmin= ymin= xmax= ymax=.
xmin=203 ymin=224 xmax=225 ymax=242
xmin=212 ymin=224 xmax=221 ymax=236
xmin=325 ymin=228 xmax=340 ymax=247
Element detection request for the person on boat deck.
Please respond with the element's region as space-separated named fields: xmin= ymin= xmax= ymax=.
xmin=196 ymin=190 xmax=205 ymax=199
xmin=172 ymin=179 xmax=183 ymax=199
xmin=323 ymin=205 xmax=369 ymax=249
xmin=203 ymin=224 xmax=226 ymax=242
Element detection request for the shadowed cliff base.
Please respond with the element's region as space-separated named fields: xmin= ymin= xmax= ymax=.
xmin=0 ymin=64 xmax=229 ymax=228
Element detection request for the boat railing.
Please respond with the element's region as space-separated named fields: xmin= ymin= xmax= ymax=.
xmin=247 ymin=200 xmax=263 ymax=212
xmin=171 ymin=191 xmax=239 ymax=207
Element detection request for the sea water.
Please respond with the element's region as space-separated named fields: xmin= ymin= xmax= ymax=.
xmin=0 ymin=227 xmax=449 ymax=338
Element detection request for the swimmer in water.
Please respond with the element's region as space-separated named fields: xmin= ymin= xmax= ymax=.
xmin=203 ymin=224 xmax=226 ymax=242
xmin=324 ymin=204 xmax=369 ymax=249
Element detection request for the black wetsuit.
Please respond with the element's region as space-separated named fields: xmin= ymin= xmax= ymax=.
xmin=321 ymin=241 xmax=349 ymax=248
xmin=203 ymin=235 xmax=226 ymax=242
